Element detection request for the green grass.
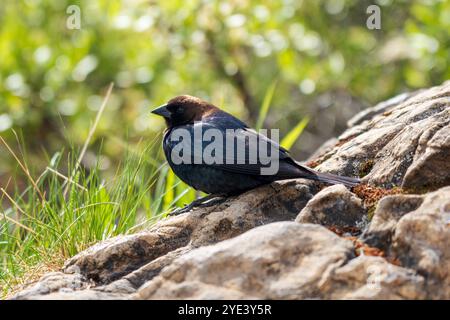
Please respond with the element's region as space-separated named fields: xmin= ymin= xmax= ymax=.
xmin=0 ymin=136 xmax=198 ymax=298
xmin=0 ymin=84 xmax=308 ymax=299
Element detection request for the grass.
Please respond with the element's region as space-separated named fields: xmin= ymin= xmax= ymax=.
xmin=0 ymin=136 xmax=196 ymax=298
xmin=0 ymin=84 xmax=195 ymax=298
xmin=0 ymin=83 xmax=308 ymax=299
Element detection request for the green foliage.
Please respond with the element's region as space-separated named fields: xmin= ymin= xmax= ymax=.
xmin=1 ymin=0 xmax=449 ymax=169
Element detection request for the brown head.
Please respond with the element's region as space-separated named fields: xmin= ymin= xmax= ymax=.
xmin=151 ymin=95 xmax=219 ymax=128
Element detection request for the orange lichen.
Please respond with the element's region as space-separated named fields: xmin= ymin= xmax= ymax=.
xmin=306 ymin=159 xmax=321 ymax=168
xmin=327 ymin=226 xmax=402 ymax=266
xmin=346 ymin=236 xmax=385 ymax=257
xmin=334 ymin=134 xmax=358 ymax=147
xmin=352 ymin=184 xmax=404 ymax=209
xmin=327 ymin=225 xmax=361 ymax=237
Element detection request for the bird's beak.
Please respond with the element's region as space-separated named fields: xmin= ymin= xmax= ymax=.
xmin=151 ymin=104 xmax=171 ymax=118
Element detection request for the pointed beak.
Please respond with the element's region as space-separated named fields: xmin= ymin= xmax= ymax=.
xmin=151 ymin=104 xmax=171 ymax=118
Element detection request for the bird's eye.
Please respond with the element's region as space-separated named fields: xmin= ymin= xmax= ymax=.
xmin=167 ymin=104 xmax=183 ymax=115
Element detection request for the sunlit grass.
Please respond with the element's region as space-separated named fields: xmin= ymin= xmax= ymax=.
xmin=0 ymin=137 xmax=192 ymax=298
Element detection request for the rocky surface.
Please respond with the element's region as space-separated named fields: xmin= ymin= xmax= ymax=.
xmin=64 ymin=179 xmax=318 ymax=286
xmin=295 ymin=184 xmax=367 ymax=229
xmin=136 ymin=223 xmax=355 ymax=300
xmin=11 ymin=81 xmax=450 ymax=300
xmin=311 ymin=82 xmax=450 ymax=190
xmin=391 ymin=187 xmax=450 ymax=299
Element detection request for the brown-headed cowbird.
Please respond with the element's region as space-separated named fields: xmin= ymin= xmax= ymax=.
xmin=152 ymin=95 xmax=359 ymax=199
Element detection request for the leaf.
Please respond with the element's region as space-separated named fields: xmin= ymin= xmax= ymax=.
xmin=163 ymin=170 xmax=175 ymax=210
xmin=280 ymin=117 xmax=309 ymax=150
xmin=255 ymin=80 xmax=277 ymax=130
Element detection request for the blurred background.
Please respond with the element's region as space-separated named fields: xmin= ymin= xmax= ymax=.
xmin=0 ymin=0 xmax=449 ymax=187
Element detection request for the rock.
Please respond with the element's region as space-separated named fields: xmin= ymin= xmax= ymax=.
xmin=102 ymin=246 xmax=192 ymax=291
xmin=63 ymin=217 xmax=193 ymax=284
xmin=136 ymin=223 xmax=428 ymax=300
xmin=135 ymin=222 xmax=355 ymax=300
xmin=361 ymin=186 xmax=450 ymax=298
xmin=26 ymin=288 xmax=129 ymax=300
xmin=295 ymin=184 xmax=367 ymax=230
xmin=347 ymin=91 xmax=421 ymax=127
xmin=306 ymin=137 xmax=338 ymax=164
xmin=362 ymin=194 xmax=424 ymax=250
xmin=392 ymin=187 xmax=450 ymax=299
xmin=402 ymin=124 xmax=450 ymax=190
xmin=11 ymin=81 xmax=450 ymax=300
xmin=11 ymin=272 xmax=90 ymax=300
xmin=321 ymin=256 xmax=426 ymax=299
xmin=312 ymin=81 xmax=450 ymax=190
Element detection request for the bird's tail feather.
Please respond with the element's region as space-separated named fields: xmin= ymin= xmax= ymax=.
xmin=293 ymin=160 xmax=360 ymax=187
xmin=310 ymin=171 xmax=360 ymax=187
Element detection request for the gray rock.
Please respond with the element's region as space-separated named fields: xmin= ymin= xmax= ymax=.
xmin=362 ymin=194 xmax=424 ymax=250
xmin=11 ymin=272 xmax=90 ymax=300
xmin=361 ymin=186 xmax=450 ymax=299
xmin=321 ymin=256 xmax=426 ymax=299
xmin=402 ymin=123 xmax=450 ymax=190
xmin=136 ymin=223 xmax=427 ymax=300
xmin=306 ymin=137 xmax=338 ymax=164
xmin=312 ymin=81 xmax=450 ymax=190
xmin=392 ymin=187 xmax=450 ymax=299
xmin=135 ymin=222 xmax=355 ymax=300
xmin=347 ymin=91 xmax=420 ymax=127
xmin=63 ymin=218 xmax=193 ymax=284
xmin=295 ymin=184 xmax=367 ymax=230
xmin=13 ymin=179 xmax=317 ymax=299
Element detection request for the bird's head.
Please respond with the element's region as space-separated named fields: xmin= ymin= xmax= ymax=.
xmin=151 ymin=95 xmax=218 ymax=127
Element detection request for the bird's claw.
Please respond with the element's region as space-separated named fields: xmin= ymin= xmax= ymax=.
xmin=168 ymin=202 xmax=197 ymax=216
xmin=168 ymin=194 xmax=227 ymax=216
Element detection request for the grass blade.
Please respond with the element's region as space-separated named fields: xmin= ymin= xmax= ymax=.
xmin=280 ymin=117 xmax=310 ymax=150
xmin=255 ymin=80 xmax=277 ymax=130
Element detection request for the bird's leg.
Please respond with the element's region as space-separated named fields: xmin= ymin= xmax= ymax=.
xmin=169 ymin=193 xmax=227 ymax=216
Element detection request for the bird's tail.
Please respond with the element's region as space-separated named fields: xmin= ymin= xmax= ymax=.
xmin=310 ymin=170 xmax=360 ymax=187
xmin=294 ymin=162 xmax=360 ymax=187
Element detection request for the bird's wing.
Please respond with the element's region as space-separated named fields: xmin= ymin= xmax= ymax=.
xmin=164 ymin=121 xmax=306 ymax=177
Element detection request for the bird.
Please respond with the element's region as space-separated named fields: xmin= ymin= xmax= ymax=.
xmin=152 ymin=95 xmax=360 ymax=212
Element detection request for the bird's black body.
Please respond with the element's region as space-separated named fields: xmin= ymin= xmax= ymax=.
xmin=162 ymin=112 xmax=274 ymax=194
xmin=153 ymin=95 xmax=359 ymax=195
